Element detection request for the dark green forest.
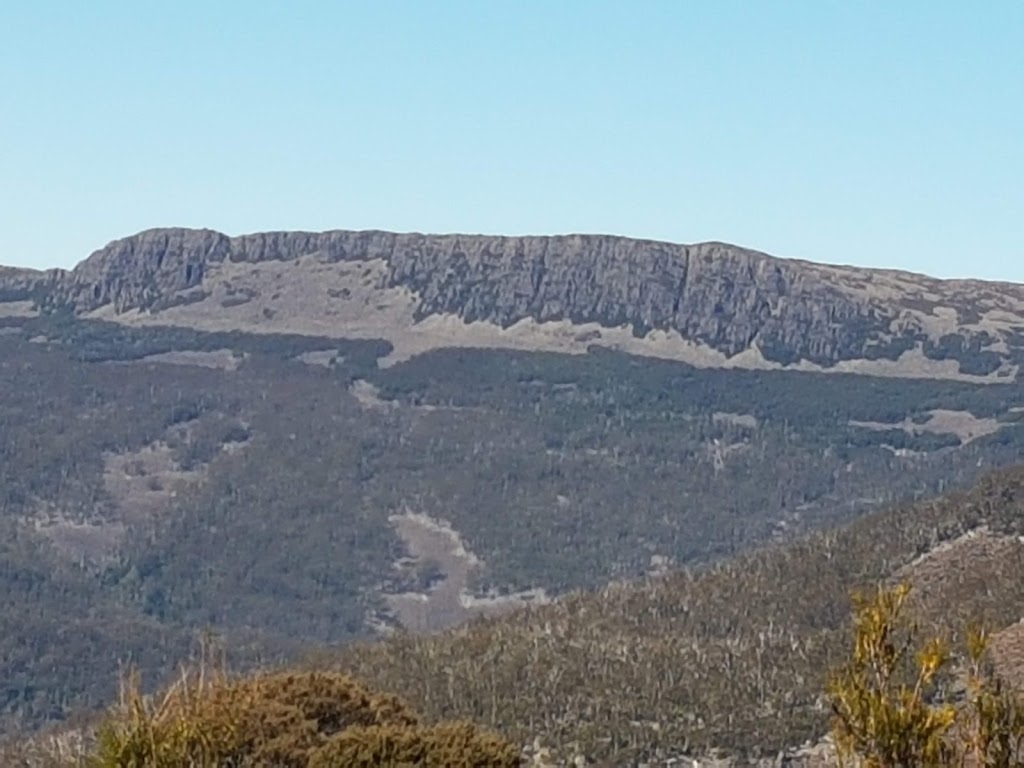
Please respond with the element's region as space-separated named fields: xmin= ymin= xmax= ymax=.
xmin=1 ymin=313 xmax=1024 ymax=742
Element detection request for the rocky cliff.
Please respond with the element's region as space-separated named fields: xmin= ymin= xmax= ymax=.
xmin=0 ymin=265 xmax=57 ymax=303
xmin=4 ymin=227 xmax=1024 ymax=379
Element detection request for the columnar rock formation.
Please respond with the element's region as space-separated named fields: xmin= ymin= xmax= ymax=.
xmin=4 ymin=228 xmax=1023 ymax=378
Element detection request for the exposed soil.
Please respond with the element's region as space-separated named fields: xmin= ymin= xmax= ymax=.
xmin=850 ymin=408 xmax=1003 ymax=444
xmin=384 ymin=512 xmax=549 ymax=633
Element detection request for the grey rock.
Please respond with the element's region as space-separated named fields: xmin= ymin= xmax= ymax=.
xmin=0 ymin=265 xmax=60 ymax=303
xmin=7 ymin=227 xmax=1024 ymax=376
xmin=49 ymin=228 xmax=230 ymax=313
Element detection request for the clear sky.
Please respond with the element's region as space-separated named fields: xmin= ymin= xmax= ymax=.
xmin=1 ymin=2 xmax=1021 ymax=280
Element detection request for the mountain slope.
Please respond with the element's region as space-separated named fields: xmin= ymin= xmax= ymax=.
xmin=5 ymin=227 xmax=1024 ymax=380
xmin=331 ymin=465 xmax=1024 ymax=764
xmin=3 ymin=230 xmax=1024 ymax=746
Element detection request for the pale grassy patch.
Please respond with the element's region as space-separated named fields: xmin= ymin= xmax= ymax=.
xmin=0 ymin=299 xmax=38 ymax=317
xmin=384 ymin=512 xmax=548 ymax=634
xmin=85 ymin=253 xmax=1022 ymax=382
xmin=850 ymin=408 xmax=1003 ymax=444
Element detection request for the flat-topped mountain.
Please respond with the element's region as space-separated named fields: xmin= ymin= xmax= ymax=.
xmin=4 ymin=228 xmax=1024 ymax=755
xmin=4 ymin=227 xmax=1024 ymax=380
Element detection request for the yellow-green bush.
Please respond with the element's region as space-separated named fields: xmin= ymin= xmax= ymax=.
xmin=828 ymin=583 xmax=1024 ymax=767
xmin=88 ymin=668 xmax=519 ymax=767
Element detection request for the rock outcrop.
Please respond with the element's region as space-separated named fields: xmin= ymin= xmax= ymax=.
xmin=0 ymin=265 xmax=57 ymax=303
xmin=4 ymin=227 xmax=1024 ymax=378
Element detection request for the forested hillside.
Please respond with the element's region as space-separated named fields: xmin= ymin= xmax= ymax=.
xmin=1 ymin=310 xmax=1024 ymax=738
xmin=334 ymin=466 xmax=1024 ymax=763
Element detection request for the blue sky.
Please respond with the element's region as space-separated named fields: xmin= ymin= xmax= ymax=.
xmin=2 ymin=2 xmax=1021 ymax=280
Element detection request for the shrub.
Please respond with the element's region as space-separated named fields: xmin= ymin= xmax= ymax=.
xmin=828 ymin=583 xmax=1024 ymax=767
xmin=89 ymin=666 xmax=518 ymax=767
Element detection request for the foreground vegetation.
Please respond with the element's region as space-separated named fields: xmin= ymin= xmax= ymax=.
xmin=830 ymin=584 xmax=1024 ymax=767
xmin=3 ymin=666 xmax=518 ymax=767
xmin=8 ymin=583 xmax=1024 ymax=766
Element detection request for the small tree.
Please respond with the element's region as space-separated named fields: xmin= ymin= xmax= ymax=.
xmin=828 ymin=583 xmax=1024 ymax=767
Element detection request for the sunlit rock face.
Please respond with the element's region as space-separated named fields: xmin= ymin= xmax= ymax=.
xmin=6 ymin=226 xmax=1024 ymax=380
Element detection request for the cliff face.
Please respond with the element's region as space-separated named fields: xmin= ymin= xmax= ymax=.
xmin=0 ymin=266 xmax=59 ymax=303
xmin=47 ymin=228 xmax=231 ymax=312
xmin=5 ymin=227 xmax=1024 ymax=377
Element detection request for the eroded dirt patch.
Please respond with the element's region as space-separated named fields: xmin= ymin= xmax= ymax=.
xmin=385 ymin=512 xmax=548 ymax=633
xmin=850 ymin=408 xmax=1004 ymax=444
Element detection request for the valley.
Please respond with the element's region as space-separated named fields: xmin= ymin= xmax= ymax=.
xmin=3 ymin=229 xmax=1024 ymax=763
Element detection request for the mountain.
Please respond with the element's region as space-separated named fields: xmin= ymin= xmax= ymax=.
xmin=2 ymin=229 xmax=1024 ymax=754
xmin=6 ymin=227 xmax=1024 ymax=380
